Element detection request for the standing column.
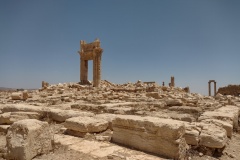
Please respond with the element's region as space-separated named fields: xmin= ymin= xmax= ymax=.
xmin=93 ymin=58 xmax=96 ymax=87
xmin=96 ymin=53 xmax=101 ymax=87
xmin=171 ymin=76 xmax=175 ymax=87
xmin=214 ymin=81 xmax=217 ymax=96
xmin=208 ymin=82 xmax=211 ymax=96
xmin=93 ymin=54 xmax=101 ymax=87
xmin=93 ymin=50 xmax=102 ymax=87
xmin=80 ymin=58 xmax=88 ymax=84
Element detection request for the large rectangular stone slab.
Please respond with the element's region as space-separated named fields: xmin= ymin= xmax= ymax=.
xmin=198 ymin=123 xmax=227 ymax=149
xmin=183 ymin=121 xmax=228 ymax=150
xmin=48 ymin=108 xmax=94 ymax=122
xmin=112 ymin=115 xmax=188 ymax=159
xmin=6 ymin=119 xmax=53 ymax=160
xmin=216 ymin=105 xmax=239 ymax=129
xmin=0 ymin=112 xmax=41 ymax=125
xmin=199 ymin=111 xmax=235 ymax=129
xmin=183 ymin=122 xmax=201 ymax=146
xmin=1 ymin=104 xmax=44 ymax=115
xmin=64 ymin=116 xmax=109 ymax=133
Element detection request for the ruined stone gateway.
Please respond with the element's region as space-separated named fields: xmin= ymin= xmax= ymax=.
xmin=208 ymin=80 xmax=217 ymax=96
xmin=78 ymin=39 xmax=103 ymax=87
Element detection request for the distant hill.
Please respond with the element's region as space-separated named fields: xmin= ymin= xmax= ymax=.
xmin=0 ymin=87 xmax=37 ymax=91
xmin=0 ymin=87 xmax=17 ymax=91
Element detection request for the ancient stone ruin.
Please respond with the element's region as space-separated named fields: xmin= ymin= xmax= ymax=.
xmin=208 ymin=80 xmax=217 ymax=96
xmin=0 ymin=41 xmax=240 ymax=160
xmin=78 ymin=39 xmax=103 ymax=87
xmin=218 ymin=85 xmax=240 ymax=96
xmin=0 ymin=79 xmax=240 ymax=160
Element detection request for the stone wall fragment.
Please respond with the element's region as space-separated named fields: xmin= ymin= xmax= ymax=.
xmin=112 ymin=115 xmax=188 ymax=159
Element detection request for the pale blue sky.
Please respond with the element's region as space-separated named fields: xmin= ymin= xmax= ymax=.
xmin=0 ymin=0 xmax=239 ymax=95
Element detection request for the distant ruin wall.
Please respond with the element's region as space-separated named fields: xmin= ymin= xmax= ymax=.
xmin=217 ymin=85 xmax=240 ymax=96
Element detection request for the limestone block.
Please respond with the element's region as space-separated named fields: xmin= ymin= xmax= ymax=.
xmin=95 ymin=135 xmax=111 ymax=141
xmin=1 ymin=104 xmax=44 ymax=115
xmin=95 ymin=113 xmax=116 ymax=130
xmin=6 ymin=119 xmax=53 ymax=160
xmin=199 ymin=111 xmax=236 ymax=130
xmin=185 ymin=129 xmax=200 ymax=146
xmin=166 ymin=99 xmax=183 ymax=106
xmin=168 ymin=113 xmax=196 ymax=122
xmin=201 ymin=119 xmax=233 ymax=138
xmin=0 ymin=125 xmax=10 ymax=133
xmin=22 ymin=90 xmax=28 ymax=100
xmin=0 ymin=113 xmax=11 ymax=124
xmin=198 ymin=123 xmax=227 ymax=149
xmin=216 ymin=105 xmax=239 ymax=129
xmin=64 ymin=116 xmax=108 ymax=133
xmin=112 ymin=115 xmax=188 ymax=160
xmin=0 ymin=112 xmax=41 ymax=124
xmin=146 ymin=92 xmax=161 ymax=99
xmin=168 ymin=106 xmax=202 ymax=114
xmin=11 ymin=92 xmax=22 ymax=100
xmin=183 ymin=123 xmax=201 ymax=146
xmin=48 ymin=108 xmax=94 ymax=122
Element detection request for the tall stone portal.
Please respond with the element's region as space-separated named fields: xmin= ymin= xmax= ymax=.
xmin=208 ymin=80 xmax=217 ymax=96
xmin=78 ymin=39 xmax=103 ymax=87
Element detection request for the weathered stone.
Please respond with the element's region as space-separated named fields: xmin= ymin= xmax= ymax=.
xmin=183 ymin=122 xmax=228 ymax=149
xmin=22 ymin=90 xmax=28 ymax=100
xmin=6 ymin=119 xmax=53 ymax=160
xmin=198 ymin=123 xmax=227 ymax=149
xmin=0 ymin=125 xmax=10 ymax=133
xmin=185 ymin=129 xmax=200 ymax=146
xmin=168 ymin=112 xmax=196 ymax=122
xmin=48 ymin=108 xmax=94 ymax=122
xmin=168 ymin=106 xmax=202 ymax=114
xmin=95 ymin=113 xmax=116 ymax=130
xmin=11 ymin=92 xmax=22 ymax=100
xmin=166 ymin=99 xmax=183 ymax=106
xmin=1 ymin=104 xmax=44 ymax=115
xmin=95 ymin=135 xmax=111 ymax=141
xmin=64 ymin=116 xmax=109 ymax=133
xmin=199 ymin=109 xmax=237 ymax=131
xmin=201 ymin=119 xmax=233 ymax=138
xmin=146 ymin=92 xmax=161 ymax=99
xmin=112 ymin=115 xmax=188 ymax=159
xmin=0 ymin=112 xmax=41 ymax=124
xmin=216 ymin=105 xmax=239 ymax=129
xmin=183 ymin=122 xmax=201 ymax=146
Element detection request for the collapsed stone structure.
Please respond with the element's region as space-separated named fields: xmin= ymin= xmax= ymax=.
xmin=218 ymin=85 xmax=240 ymax=96
xmin=0 ymin=79 xmax=240 ymax=160
xmin=78 ymin=39 xmax=103 ymax=87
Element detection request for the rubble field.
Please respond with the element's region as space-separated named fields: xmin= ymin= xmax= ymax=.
xmin=0 ymin=80 xmax=240 ymax=160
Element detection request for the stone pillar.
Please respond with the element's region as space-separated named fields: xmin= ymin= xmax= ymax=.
xmin=171 ymin=76 xmax=175 ymax=87
xmin=42 ymin=81 xmax=45 ymax=88
xmin=80 ymin=58 xmax=88 ymax=84
xmin=93 ymin=50 xmax=102 ymax=87
xmin=214 ymin=81 xmax=217 ymax=96
xmin=208 ymin=82 xmax=211 ymax=96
